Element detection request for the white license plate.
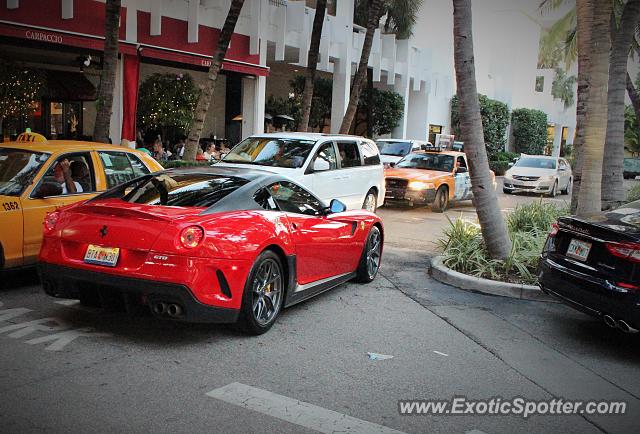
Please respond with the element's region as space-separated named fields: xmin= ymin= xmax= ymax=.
xmin=566 ymin=238 xmax=592 ymax=261
xmin=84 ymin=244 xmax=120 ymax=267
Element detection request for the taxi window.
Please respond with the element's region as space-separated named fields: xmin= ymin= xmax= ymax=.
xmin=99 ymin=151 xmax=145 ymax=188
xmin=32 ymin=152 xmax=95 ymax=197
xmin=128 ymin=153 xmax=152 ymax=177
xmin=0 ymin=148 xmax=50 ymax=196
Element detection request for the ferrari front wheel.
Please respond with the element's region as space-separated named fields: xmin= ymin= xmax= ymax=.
xmin=355 ymin=226 xmax=382 ymax=283
xmin=239 ymin=250 xmax=284 ymax=335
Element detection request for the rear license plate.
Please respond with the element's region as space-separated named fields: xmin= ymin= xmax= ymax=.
xmin=566 ymin=238 xmax=592 ymax=261
xmin=84 ymin=244 xmax=120 ymax=267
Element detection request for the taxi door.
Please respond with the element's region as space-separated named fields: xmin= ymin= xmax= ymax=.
xmin=21 ymin=151 xmax=98 ymax=265
xmin=453 ymin=156 xmax=472 ymax=201
xmin=0 ymin=196 xmax=24 ymax=268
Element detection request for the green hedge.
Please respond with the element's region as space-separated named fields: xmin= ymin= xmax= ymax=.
xmin=489 ymin=160 xmax=511 ymax=176
xmin=451 ymin=94 xmax=510 ymax=158
xmin=162 ymin=160 xmax=214 ymax=169
xmin=511 ymin=108 xmax=548 ymax=155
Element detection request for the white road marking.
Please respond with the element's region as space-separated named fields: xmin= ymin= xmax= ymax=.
xmin=54 ymin=300 xmax=97 ymax=312
xmin=465 ymin=430 xmax=489 ymax=434
xmin=54 ymin=300 xmax=78 ymax=306
xmin=433 ymin=351 xmax=449 ymax=357
xmin=206 ymin=382 xmax=406 ymax=434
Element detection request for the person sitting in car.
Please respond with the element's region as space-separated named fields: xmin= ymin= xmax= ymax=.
xmin=70 ymin=160 xmax=91 ymax=192
xmin=54 ymin=159 xmax=83 ymax=194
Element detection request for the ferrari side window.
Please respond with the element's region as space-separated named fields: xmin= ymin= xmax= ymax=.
xmin=268 ymin=182 xmax=323 ymax=215
xmin=254 ymin=188 xmax=279 ymax=211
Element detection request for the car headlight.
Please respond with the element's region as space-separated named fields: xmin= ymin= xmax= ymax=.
xmin=540 ymin=175 xmax=556 ymax=182
xmin=408 ymin=181 xmax=434 ymax=190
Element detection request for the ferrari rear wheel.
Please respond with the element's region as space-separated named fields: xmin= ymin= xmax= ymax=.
xmin=239 ymin=250 xmax=284 ymax=335
xmin=355 ymin=226 xmax=382 ymax=283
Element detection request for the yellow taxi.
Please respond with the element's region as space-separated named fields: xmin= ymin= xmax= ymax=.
xmin=384 ymin=146 xmax=495 ymax=212
xmin=0 ymin=132 xmax=163 ymax=270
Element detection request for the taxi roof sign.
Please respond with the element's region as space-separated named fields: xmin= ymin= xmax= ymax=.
xmin=16 ymin=132 xmax=48 ymax=143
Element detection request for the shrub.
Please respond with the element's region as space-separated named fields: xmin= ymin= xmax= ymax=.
xmin=511 ymin=108 xmax=548 ymax=155
xmin=162 ymin=160 xmax=213 ymax=169
xmin=451 ymin=94 xmax=510 ymax=158
xmin=438 ymin=201 xmax=569 ymax=285
xmin=489 ymin=160 xmax=510 ymax=176
xmin=628 ymin=184 xmax=640 ymax=203
xmin=493 ymin=151 xmax=519 ymax=162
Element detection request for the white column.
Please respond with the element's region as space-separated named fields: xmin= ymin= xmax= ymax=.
xmin=551 ymin=123 xmax=563 ymax=157
xmin=392 ymin=74 xmax=410 ymax=139
xmin=188 ymin=0 xmax=199 ymax=43
xmin=150 ymin=0 xmax=162 ymax=36
xmin=241 ymin=77 xmax=256 ymax=140
xmin=62 ymin=0 xmax=73 ymax=19
xmin=405 ymin=81 xmax=429 ymax=141
xmin=566 ymin=126 xmax=575 ymax=145
xmin=330 ymin=0 xmax=354 ymax=133
xmin=331 ymin=59 xmax=351 ymax=134
xmin=125 ymin=4 xmax=138 ymax=42
xmin=108 ymin=57 xmax=123 ymax=145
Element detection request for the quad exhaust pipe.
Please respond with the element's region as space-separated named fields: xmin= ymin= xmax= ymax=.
xmin=167 ymin=304 xmax=183 ymax=317
xmin=603 ymin=314 xmax=638 ymax=333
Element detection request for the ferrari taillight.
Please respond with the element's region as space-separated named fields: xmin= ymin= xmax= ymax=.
xmin=43 ymin=211 xmax=60 ymax=234
xmin=180 ymin=226 xmax=204 ymax=249
xmin=548 ymin=223 xmax=559 ymax=238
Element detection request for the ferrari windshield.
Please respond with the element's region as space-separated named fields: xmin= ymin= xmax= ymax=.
xmin=395 ymin=153 xmax=454 ymax=172
xmin=222 ymin=138 xmax=316 ymax=169
xmin=514 ymin=157 xmax=557 ymax=170
xmin=0 ymin=148 xmax=51 ymax=196
xmin=120 ymin=173 xmax=249 ymax=207
xmin=377 ymin=141 xmax=412 ymax=157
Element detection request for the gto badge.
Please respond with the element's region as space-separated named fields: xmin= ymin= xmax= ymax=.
xmin=99 ymin=225 xmax=108 ymax=238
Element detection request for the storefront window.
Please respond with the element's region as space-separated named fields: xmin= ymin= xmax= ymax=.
xmin=50 ymin=102 xmax=64 ymax=138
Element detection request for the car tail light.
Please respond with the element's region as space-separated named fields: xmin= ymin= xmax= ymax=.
xmin=605 ymin=242 xmax=640 ymax=263
xmin=179 ymin=226 xmax=204 ymax=249
xmin=616 ymin=282 xmax=640 ymax=291
xmin=43 ymin=211 xmax=60 ymax=234
xmin=548 ymin=223 xmax=559 ymax=238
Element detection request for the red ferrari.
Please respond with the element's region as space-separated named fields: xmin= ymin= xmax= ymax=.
xmin=38 ymin=167 xmax=383 ymax=334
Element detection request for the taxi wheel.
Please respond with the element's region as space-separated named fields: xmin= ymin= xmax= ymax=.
xmin=431 ymin=186 xmax=449 ymax=213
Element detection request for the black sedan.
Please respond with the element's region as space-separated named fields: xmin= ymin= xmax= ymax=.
xmin=538 ymin=202 xmax=640 ymax=333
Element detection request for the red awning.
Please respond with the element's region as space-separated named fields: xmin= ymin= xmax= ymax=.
xmin=140 ymin=46 xmax=269 ymax=77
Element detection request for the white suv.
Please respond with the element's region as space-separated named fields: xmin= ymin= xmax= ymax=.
xmin=217 ymin=133 xmax=385 ymax=212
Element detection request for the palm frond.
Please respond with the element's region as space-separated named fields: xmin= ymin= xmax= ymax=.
xmin=538 ymin=0 xmax=569 ymax=16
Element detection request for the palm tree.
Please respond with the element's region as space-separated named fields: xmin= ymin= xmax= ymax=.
xmin=298 ymin=0 xmax=327 ymax=132
xmin=339 ymin=0 xmax=383 ymax=134
xmin=93 ymin=0 xmax=121 ymax=144
xmin=551 ymin=67 xmax=577 ymax=108
xmin=575 ymin=0 xmax=613 ymax=216
xmin=184 ymin=0 xmax=245 ymax=161
xmin=628 ymin=71 xmax=640 ymax=121
xmin=452 ymin=0 xmax=511 ymax=259
xmin=602 ymin=0 xmax=640 ymax=209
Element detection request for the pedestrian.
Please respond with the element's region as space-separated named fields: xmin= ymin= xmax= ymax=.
xmin=174 ymin=138 xmax=186 ymax=160
xmin=152 ymin=139 xmax=169 ymax=162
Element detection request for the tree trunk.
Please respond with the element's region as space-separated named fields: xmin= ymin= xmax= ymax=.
xmin=628 ymin=72 xmax=640 ymax=122
xmin=452 ymin=0 xmax=511 ymax=260
xmin=339 ymin=0 xmax=383 ymax=134
xmin=93 ymin=0 xmax=121 ymax=144
xmin=601 ymin=0 xmax=640 ymax=210
xmin=367 ymin=67 xmax=373 ymax=138
xmin=570 ymin=0 xmax=593 ymax=213
xmin=575 ymin=0 xmax=613 ymax=216
xmin=184 ymin=0 xmax=245 ymax=161
xmin=299 ymin=0 xmax=327 ymax=132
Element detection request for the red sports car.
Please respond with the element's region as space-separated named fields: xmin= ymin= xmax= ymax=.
xmin=38 ymin=167 xmax=384 ymax=334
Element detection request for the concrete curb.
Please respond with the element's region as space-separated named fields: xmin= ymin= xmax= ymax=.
xmin=430 ymin=255 xmax=556 ymax=303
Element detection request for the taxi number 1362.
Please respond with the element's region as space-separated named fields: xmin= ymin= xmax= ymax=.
xmin=2 ymin=201 xmax=19 ymax=211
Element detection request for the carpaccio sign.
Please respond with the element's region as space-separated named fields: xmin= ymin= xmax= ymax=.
xmin=0 ymin=0 xmax=268 ymax=76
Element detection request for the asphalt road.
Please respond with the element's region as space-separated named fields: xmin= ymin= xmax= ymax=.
xmin=1 ymin=180 xmax=639 ymax=433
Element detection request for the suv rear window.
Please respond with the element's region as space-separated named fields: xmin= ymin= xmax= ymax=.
xmin=118 ymin=174 xmax=248 ymax=207
xmin=360 ymin=142 xmax=381 ymax=166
